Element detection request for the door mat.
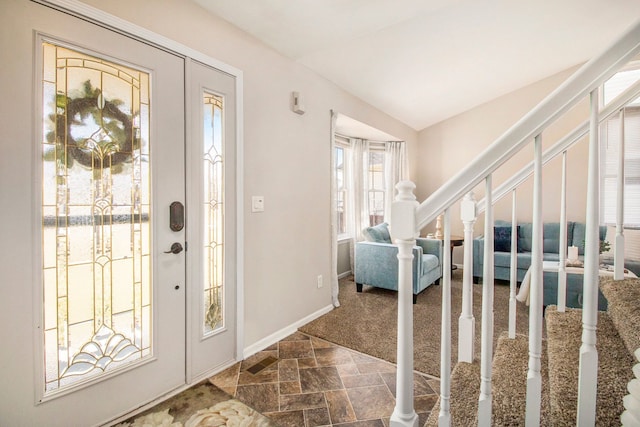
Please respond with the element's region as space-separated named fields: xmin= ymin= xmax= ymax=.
xmin=115 ymin=380 xmax=276 ymax=427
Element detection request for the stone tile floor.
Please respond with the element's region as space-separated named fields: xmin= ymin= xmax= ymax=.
xmin=210 ymin=332 xmax=440 ymax=427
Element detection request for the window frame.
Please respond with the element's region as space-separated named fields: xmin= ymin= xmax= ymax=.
xmin=366 ymin=144 xmax=386 ymax=227
xmin=333 ymin=135 xmax=390 ymax=240
xmin=334 ymin=138 xmax=350 ymax=239
xmin=600 ymin=60 xmax=640 ymax=228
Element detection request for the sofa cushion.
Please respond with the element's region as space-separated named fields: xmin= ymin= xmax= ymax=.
xmin=422 ymin=254 xmax=439 ymax=273
xmin=571 ymin=222 xmax=586 ymax=255
xmin=518 ymin=222 xmax=574 ymax=254
xmin=519 ymin=223 xmax=533 ymax=252
xmin=494 ymin=251 xmax=536 ymax=271
xmin=542 ymin=252 xmax=561 ymax=262
xmin=494 ymin=252 xmax=512 ymax=268
xmin=542 ymin=223 xmax=562 ymax=254
xmin=494 ymin=251 xmax=562 ymax=270
xmin=362 ymin=222 xmax=391 ymax=243
xmin=571 ymin=223 xmax=607 ymax=255
xmin=494 ymin=226 xmax=516 ymax=252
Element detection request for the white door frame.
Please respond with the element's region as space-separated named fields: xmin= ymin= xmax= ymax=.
xmin=34 ymin=0 xmax=245 ymax=382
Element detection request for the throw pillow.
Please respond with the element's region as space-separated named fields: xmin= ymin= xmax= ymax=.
xmin=494 ymin=226 xmax=515 ymax=252
xmin=362 ymin=222 xmax=392 ymax=243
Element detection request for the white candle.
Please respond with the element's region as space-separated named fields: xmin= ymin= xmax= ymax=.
xmin=568 ymin=246 xmax=578 ymax=261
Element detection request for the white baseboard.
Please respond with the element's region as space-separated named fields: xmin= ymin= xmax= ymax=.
xmin=243 ymin=303 xmax=334 ymax=359
xmin=338 ymin=271 xmax=352 ymax=279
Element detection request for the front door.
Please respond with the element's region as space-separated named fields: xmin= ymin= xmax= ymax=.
xmin=0 ymin=2 xmax=236 ymax=425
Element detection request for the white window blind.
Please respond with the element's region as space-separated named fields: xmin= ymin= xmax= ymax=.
xmin=601 ymin=107 xmax=640 ymax=227
xmin=603 ymin=66 xmax=640 ymax=107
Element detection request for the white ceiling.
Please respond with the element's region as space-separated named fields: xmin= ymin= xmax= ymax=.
xmin=193 ymin=0 xmax=640 ymax=131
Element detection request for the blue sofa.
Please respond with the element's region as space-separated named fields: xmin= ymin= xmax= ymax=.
xmin=472 ymin=220 xmax=615 ymax=309
xmin=355 ymin=223 xmax=442 ymax=304
xmin=472 ymin=220 xmax=604 ymax=284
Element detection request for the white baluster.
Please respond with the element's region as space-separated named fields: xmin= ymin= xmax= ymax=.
xmin=577 ymin=89 xmax=600 ymax=427
xmin=525 ymin=134 xmax=543 ymax=426
xmin=459 ymin=192 xmax=476 ymax=363
xmin=616 ymin=108 xmax=626 ymax=280
xmin=439 ymin=208 xmax=452 ymax=426
xmin=509 ymin=190 xmax=517 ymax=338
xmin=622 ymin=348 xmax=640 ymax=426
xmin=558 ymin=151 xmax=568 ymax=312
xmin=389 ymin=181 xmax=419 ymax=427
xmin=477 ymin=176 xmax=494 ymax=427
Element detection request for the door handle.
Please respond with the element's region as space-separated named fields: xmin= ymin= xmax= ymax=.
xmin=164 ymin=242 xmax=184 ymax=254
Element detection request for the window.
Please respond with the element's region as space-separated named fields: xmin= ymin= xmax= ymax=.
xmin=333 ymin=135 xmax=395 ymax=239
xmin=334 ymin=144 xmax=348 ymax=235
xmin=601 ymin=62 xmax=640 ymax=227
xmin=367 ymin=150 xmax=386 ymax=226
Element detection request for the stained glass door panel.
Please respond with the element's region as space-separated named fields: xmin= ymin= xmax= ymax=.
xmin=203 ymin=93 xmax=224 ymax=335
xmin=42 ymin=42 xmax=152 ymax=392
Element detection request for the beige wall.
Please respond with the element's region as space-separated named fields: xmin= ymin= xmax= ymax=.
xmin=77 ymin=0 xmax=418 ymax=348
xmin=416 ymin=66 xmax=592 ymax=264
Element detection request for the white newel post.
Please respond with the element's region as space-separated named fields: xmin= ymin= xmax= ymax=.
xmin=558 ymin=151 xmax=568 ymax=312
xmin=477 ymin=176 xmax=494 ymax=426
xmin=526 ymin=133 xmax=544 ymax=426
xmin=577 ymin=89 xmax=600 ymax=427
xmin=389 ymin=181 xmax=419 ymax=427
xmin=459 ymin=192 xmax=476 ymax=363
xmin=615 ymin=108 xmax=626 ymax=280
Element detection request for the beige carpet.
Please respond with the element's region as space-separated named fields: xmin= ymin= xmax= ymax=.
xmin=299 ymin=271 xmax=530 ymax=378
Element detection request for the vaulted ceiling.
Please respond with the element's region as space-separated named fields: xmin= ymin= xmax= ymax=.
xmin=193 ymin=0 xmax=640 ymax=131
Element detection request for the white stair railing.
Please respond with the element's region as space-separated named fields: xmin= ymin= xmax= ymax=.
xmin=389 ymin=18 xmax=640 ymax=427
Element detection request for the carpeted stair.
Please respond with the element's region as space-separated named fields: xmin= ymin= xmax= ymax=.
xmin=424 ymin=361 xmax=480 ymax=426
xmin=490 ymin=332 xmax=551 ymax=426
xmin=545 ymin=305 xmax=633 ymax=425
xmin=424 ymin=276 xmax=639 ymax=426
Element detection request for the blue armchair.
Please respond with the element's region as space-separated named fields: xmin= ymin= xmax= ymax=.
xmin=354 ymin=223 xmax=442 ymax=304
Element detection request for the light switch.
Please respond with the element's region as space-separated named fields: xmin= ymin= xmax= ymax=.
xmin=252 ymin=196 xmax=265 ymax=213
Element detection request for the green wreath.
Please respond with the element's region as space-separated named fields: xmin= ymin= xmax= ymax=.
xmin=46 ymin=81 xmax=136 ymax=170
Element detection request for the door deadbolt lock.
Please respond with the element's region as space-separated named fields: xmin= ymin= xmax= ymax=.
xmin=169 ymin=201 xmax=185 ymax=232
xmin=164 ymin=242 xmax=183 ymax=254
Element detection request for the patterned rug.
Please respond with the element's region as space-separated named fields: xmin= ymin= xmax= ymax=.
xmin=115 ymin=380 xmax=276 ymax=427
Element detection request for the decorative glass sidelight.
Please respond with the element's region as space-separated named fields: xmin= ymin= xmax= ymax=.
xmin=41 ymin=42 xmax=151 ymax=393
xmin=203 ymin=93 xmax=224 ymax=334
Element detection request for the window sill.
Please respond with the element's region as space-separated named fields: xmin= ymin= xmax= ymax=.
xmin=337 ymin=235 xmax=353 ymax=243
